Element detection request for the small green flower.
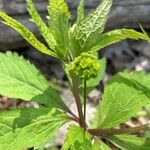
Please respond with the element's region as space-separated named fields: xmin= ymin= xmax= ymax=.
xmin=68 ymin=53 xmax=100 ymax=80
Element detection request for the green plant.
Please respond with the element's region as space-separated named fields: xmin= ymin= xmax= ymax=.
xmin=0 ymin=0 xmax=150 ymax=149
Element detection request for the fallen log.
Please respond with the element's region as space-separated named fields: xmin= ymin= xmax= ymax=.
xmin=0 ymin=0 xmax=150 ymax=50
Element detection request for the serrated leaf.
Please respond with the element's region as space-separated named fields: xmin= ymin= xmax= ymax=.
xmin=0 ymin=12 xmax=57 ymax=58
xmin=62 ymin=125 xmax=111 ymax=150
xmin=94 ymin=73 xmax=149 ymax=128
xmin=90 ymin=29 xmax=148 ymax=52
xmin=0 ymin=52 xmax=70 ymax=112
xmin=92 ymin=139 xmax=111 ymax=150
xmin=27 ymin=0 xmax=57 ymax=51
xmin=0 ymin=108 xmax=68 ymax=150
xmin=109 ymin=135 xmax=150 ymax=150
xmin=77 ymin=0 xmax=84 ymax=24
xmin=62 ymin=125 xmax=92 ymax=150
xmin=47 ymin=0 xmax=71 ymax=59
xmin=73 ymin=0 xmax=112 ymax=55
xmin=118 ymin=71 xmax=150 ymax=98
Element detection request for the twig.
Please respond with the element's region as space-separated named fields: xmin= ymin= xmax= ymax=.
xmin=69 ymin=116 xmax=80 ymax=123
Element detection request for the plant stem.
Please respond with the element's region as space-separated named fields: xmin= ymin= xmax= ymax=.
xmin=69 ymin=116 xmax=80 ymax=123
xmin=69 ymin=111 xmax=80 ymax=121
xmin=27 ymin=147 xmax=34 ymax=150
xmin=88 ymin=123 xmax=150 ymax=136
xmin=71 ymin=73 xmax=85 ymax=128
xmin=83 ymin=78 xmax=87 ymax=130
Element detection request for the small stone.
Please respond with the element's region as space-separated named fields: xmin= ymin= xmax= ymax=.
xmin=88 ymin=89 xmax=101 ymax=104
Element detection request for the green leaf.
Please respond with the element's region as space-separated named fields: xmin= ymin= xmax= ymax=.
xmin=94 ymin=73 xmax=149 ymax=128
xmin=27 ymin=0 xmax=57 ymax=51
xmin=90 ymin=29 xmax=148 ymax=52
xmin=0 ymin=108 xmax=69 ymax=150
xmin=92 ymin=140 xmax=111 ymax=150
xmin=73 ymin=0 xmax=112 ymax=55
xmin=77 ymin=0 xmax=84 ymax=24
xmin=47 ymin=0 xmax=71 ymax=59
xmin=0 ymin=12 xmax=57 ymax=58
xmin=109 ymin=135 xmax=150 ymax=150
xmin=0 ymin=52 xmax=70 ymax=112
xmin=62 ymin=125 xmax=92 ymax=150
xmin=62 ymin=125 xmax=111 ymax=150
xmin=118 ymin=71 xmax=150 ymax=98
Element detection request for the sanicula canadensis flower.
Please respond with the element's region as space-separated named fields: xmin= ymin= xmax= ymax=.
xmin=68 ymin=53 xmax=100 ymax=80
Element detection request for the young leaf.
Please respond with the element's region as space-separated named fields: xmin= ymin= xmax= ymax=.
xmin=0 ymin=12 xmax=57 ymax=58
xmin=77 ymin=0 xmax=84 ymax=24
xmin=94 ymin=73 xmax=149 ymax=128
xmin=90 ymin=29 xmax=149 ymax=52
xmin=47 ymin=0 xmax=71 ymax=59
xmin=26 ymin=0 xmax=57 ymax=51
xmin=0 ymin=52 xmax=70 ymax=112
xmin=109 ymin=135 xmax=150 ymax=150
xmin=0 ymin=108 xmax=69 ymax=150
xmin=62 ymin=125 xmax=92 ymax=150
xmin=73 ymin=0 xmax=112 ymax=55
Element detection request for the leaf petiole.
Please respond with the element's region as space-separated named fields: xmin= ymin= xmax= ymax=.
xmin=88 ymin=123 xmax=150 ymax=137
xmin=83 ymin=78 xmax=87 ymax=130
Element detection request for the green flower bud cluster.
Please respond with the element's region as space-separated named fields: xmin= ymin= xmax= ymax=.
xmin=69 ymin=53 xmax=100 ymax=80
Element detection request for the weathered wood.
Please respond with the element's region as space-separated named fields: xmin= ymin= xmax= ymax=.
xmin=0 ymin=0 xmax=47 ymax=15
xmin=0 ymin=0 xmax=150 ymax=49
xmin=107 ymin=0 xmax=150 ymax=29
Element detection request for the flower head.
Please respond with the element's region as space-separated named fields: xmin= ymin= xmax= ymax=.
xmin=68 ymin=53 xmax=100 ymax=80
